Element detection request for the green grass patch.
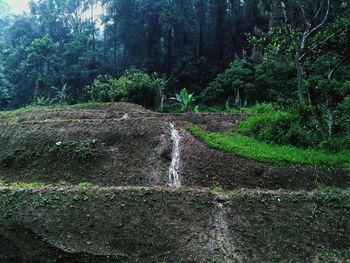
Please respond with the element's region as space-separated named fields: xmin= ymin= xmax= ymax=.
xmin=0 ymin=105 xmax=42 ymax=120
xmin=78 ymin=182 xmax=96 ymax=188
xmin=189 ymin=125 xmax=350 ymax=168
xmin=211 ymin=186 xmax=232 ymax=196
xmin=0 ymin=103 xmax=104 ymax=122
xmin=6 ymin=182 xmax=47 ymax=188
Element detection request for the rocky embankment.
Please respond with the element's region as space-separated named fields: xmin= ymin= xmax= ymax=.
xmin=0 ymin=103 xmax=349 ymax=262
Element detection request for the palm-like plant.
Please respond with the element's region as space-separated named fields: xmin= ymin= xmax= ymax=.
xmin=171 ymin=88 xmax=195 ymax=112
xmin=54 ymin=84 xmax=72 ymax=105
xmin=34 ymin=96 xmax=56 ymax=106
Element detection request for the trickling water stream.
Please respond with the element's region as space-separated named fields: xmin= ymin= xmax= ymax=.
xmin=169 ymin=123 xmax=181 ymax=187
xmin=209 ymin=203 xmax=243 ymax=263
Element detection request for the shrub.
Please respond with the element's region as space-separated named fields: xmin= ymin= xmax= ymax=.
xmin=201 ymin=59 xmax=253 ymax=106
xmin=88 ymin=71 xmax=161 ymax=109
xmin=240 ymin=103 xmax=276 ymax=115
xmin=238 ymin=108 xmax=321 ymax=148
xmin=253 ymin=60 xmax=297 ymax=106
xmin=337 ymin=96 xmax=350 ymax=133
xmin=319 ymin=134 xmax=350 ymax=153
xmin=111 ymin=72 xmax=160 ymax=108
xmin=88 ymin=75 xmax=113 ymax=103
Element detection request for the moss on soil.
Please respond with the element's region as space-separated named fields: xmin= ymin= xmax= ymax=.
xmin=0 ymin=186 xmax=349 ymax=262
xmin=0 ymin=103 xmax=349 ymax=262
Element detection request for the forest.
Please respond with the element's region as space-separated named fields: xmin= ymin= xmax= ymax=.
xmin=0 ymin=0 xmax=349 ymax=151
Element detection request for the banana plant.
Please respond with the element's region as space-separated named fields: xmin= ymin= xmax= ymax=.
xmin=171 ymin=88 xmax=195 ymax=112
xmin=34 ymin=96 xmax=56 ymax=106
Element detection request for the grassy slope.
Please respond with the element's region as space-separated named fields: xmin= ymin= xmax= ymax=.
xmin=189 ymin=125 xmax=350 ymax=168
xmin=0 ymin=103 xmax=105 ymax=121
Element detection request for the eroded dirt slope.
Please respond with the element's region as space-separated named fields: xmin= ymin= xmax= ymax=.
xmin=0 ymin=187 xmax=349 ymax=262
xmin=0 ymin=103 xmax=348 ymax=190
xmin=0 ymin=103 xmax=349 ymax=262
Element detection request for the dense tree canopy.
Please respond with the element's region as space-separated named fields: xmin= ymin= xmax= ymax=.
xmin=0 ymin=0 xmax=270 ymax=109
xmin=0 ymin=0 xmax=349 ymax=145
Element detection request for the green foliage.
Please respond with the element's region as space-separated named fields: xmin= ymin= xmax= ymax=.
xmin=201 ymin=59 xmax=254 ymax=107
xmin=0 ymin=0 xmax=348 ymax=118
xmin=111 ymin=72 xmax=160 ymax=109
xmin=171 ymin=88 xmax=195 ymax=112
xmin=189 ymin=125 xmax=350 ymax=168
xmin=238 ymin=109 xmax=320 ymax=148
xmin=338 ymin=96 xmax=350 ymax=131
xmin=34 ymin=96 xmax=56 ymax=106
xmin=50 ymin=141 xmax=100 ymax=161
xmin=7 ymin=182 xmax=46 ymax=188
xmin=22 ymin=35 xmax=59 ymax=100
xmin=33 ymin=84 xmax=72 ymax=107
xmin=89 ymin=72 xmax=160 ymax=109
xmin=89 ymin=75 xmax=115 ymax=103
xmin=238 ymin=104 xmax=350 ymax=152
xmin=194 ymin=105 xmax=200 ymax=113
xmin=240 ymin=103 xmax=276 ymax=115
xmin=32 ymin=194 xmax=60 ymax=208
xmin=253 ymin=60 xmax=297 ymax=106
xmin=78 ymin=182 xmax=95 ymax=188
xmin=54 ymin=84 xmax=72 ymax=105
xmin=211 ymin=186 xmax=231 ymax=196
xmin=0 ymin=68 xmax=11 ymax=102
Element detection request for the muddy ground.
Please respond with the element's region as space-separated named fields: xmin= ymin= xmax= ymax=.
xmin=0 ymin=103 xmax=348 ymax=190
xmin=0 ymin=103 xmax=349 ymax=262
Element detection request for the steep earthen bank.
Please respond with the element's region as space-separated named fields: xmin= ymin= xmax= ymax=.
xmin=0 ymin=103 xmax=349 ymax=262
xmin=0 ymin=103 xmax=348 ymax=190
xmin=0 ymin=187 xmax=349 ymax=262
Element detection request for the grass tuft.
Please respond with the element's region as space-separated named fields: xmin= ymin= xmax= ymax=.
xmin=7 ymin=182 xmax=46 ymax=188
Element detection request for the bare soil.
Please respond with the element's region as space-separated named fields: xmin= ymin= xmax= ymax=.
xmin=0 ymin=103 xmax=349 ymax=262
xmin=0 ymin=102 xmax=348 ymax=190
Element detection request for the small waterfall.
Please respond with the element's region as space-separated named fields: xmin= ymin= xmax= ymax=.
xmin=168 ymin=123 xmax=181 ymax=187
xmin=208 ymin=203 xmax=243 ymax=263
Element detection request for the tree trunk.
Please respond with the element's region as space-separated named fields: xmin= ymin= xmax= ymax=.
xmin=215 ymin=0 xmax=226 ymax=61
xmin=114 ymin=39 xmax=117 ymax=67
xmin=295 ymin=51 xmax=307 ymax=105
xmin=325 ymin=56 xmax=348 ymax=137
xmin=91 ymin=3 xmax=95 ymax=53
xmin=198 ymin=0 xmax=205 ymax=58
xmin=326 ymin=96 xmax=333 ymax=137
xmin=167 ymin=29 xmax=173 ymax=77
xmin=235 ymin=88 xmax=241 ymax=108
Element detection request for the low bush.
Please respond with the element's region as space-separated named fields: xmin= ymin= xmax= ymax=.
xmin=238 ymin=109 xmax=320 ymax=148
xmin=237 ymin=104 xmax=350 ymax=152
xmin=240 ymin=103 xmax=276 ymax=115
xmin=88 ymin=71 xmax=161 ymax=109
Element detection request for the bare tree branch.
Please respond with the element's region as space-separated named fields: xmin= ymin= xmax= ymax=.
xmin=280 ymin=1 xmax=293 ymax=34
xmin=313 ymin=1 xmax=323 ymax=21
xmin=299 ymin=0 xmax=330 ymax=57
xmin=328 ymin=55 xmax=349 ymax=81
xmin=305 ymin=0 xmax=330 ymax=40
xmin=298 ymin=28 xmax=343 ymax=61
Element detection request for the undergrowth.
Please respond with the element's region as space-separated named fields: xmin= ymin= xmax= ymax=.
xmin=189 ymin=125 xmax=350 ymax=168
